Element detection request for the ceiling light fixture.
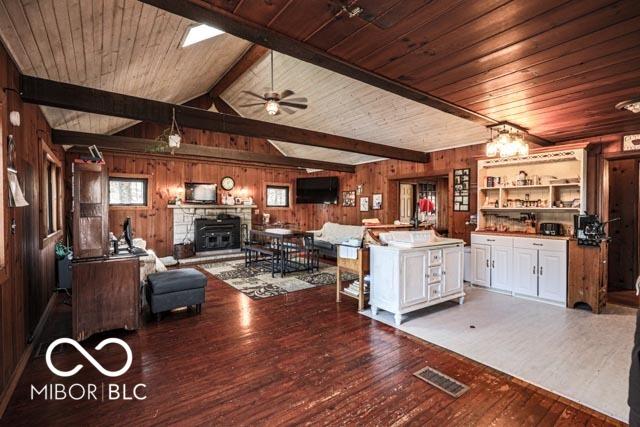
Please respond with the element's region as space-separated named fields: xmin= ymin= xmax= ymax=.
xmin=486 ymin=122 xmax=529 ymax=158
xmin=616 ymin=97 xmax=640 ymax=114
xmin=182 ymin=24 xmax=224 ymax=47
xmin=265 ymin=99 xmax=279 ymax=116
xmin=342 ymin=5 xmax=363 ymax=18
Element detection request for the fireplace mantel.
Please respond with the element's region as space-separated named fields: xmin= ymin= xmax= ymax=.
xmin=168 ymin=204 xmax=257 ymax=209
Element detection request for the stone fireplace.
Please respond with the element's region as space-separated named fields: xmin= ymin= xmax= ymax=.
xmin=169 ymin=205 xmax=255 ymax=253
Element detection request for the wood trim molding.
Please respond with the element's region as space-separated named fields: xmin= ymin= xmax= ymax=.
xmin=264 ymin=182 xmax=293 ymax=210
xmin=39 ymin=138 xmax=63 ymax=248
xmin=53 ymin=130 xmax=357 ymax=173
xmin=0 ymin=293 xmax=56 ymax=418
xmin=108 ymin=173 xmax=153 ymax=210
xmin=22 ymin=75 xmax=429 ymax=163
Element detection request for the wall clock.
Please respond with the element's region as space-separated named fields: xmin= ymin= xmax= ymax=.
xmin=221 ymin=176 xmax=235 ymax=191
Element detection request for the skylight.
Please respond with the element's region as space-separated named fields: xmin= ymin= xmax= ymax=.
xmin=182 ymin=24 xmax=224 ymax=47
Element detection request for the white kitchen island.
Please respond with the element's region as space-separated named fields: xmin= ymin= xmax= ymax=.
xmin=369 ymin=231 xmax=465 ymax=325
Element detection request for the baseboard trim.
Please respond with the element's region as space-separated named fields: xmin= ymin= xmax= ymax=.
xmin=0 ymin=293 xmax=56 ymax=418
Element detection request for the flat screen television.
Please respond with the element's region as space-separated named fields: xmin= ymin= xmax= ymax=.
xmin=296 ymin=177 xmax=339 ymax=204
xmin=185 ymin=182 xmax=217 ymax=203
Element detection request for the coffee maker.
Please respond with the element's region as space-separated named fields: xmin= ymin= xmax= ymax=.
xmin=574 ymin=214 xmax=619 ymax=246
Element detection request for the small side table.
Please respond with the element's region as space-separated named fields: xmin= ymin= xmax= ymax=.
xmin=336 ymin=246 xmax=370 ymax=311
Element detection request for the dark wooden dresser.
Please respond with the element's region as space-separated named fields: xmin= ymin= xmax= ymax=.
xmin=72 ymin=255 xmax=140 ymax=341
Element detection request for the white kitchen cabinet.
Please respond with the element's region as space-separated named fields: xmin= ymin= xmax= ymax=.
xmin=443 ymin=246 xmax=463 ymax=296
xmin=472 ymin=233 xmax=568 ymax=305
xmin=490 ymin=245 xmax=512 ymax=292
xmin=401 ymin=251 xmax=428 ymax=306
xmin=513 ymin=247 xmax=538 ymax=297
xmin=471 ymin=244 xmax=490 ymax=287
xmin=370 ymin=240 xmax=465 ymax=325
xmin=538 ymin=249 xmax=567 ymax=303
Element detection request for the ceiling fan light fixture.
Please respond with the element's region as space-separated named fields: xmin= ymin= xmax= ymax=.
xmin=616 ymin=98 xmax=640 ymax=114
xmin=182 ymin=24 xmax=224 ymax=47
xmin=266 ymin=99 xmax=279 ymax=116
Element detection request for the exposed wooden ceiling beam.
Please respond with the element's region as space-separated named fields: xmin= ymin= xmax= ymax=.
xmin=139 ymin=0 xmax=552 ymax=147
xmin=211 ymin=96 xmax=238 ymax=115
xmin=209 ymin=44 xmax=269 ymax=98
xmin=52 ymin=130 xmax=356 ymax=173
xmin=21 ymin=75 xmax=428 ymax=162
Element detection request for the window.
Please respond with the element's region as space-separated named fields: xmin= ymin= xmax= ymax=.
xmin=109 ymin=176 xmax=149 ymax=207
xmin=266 ymin=185 xmax=290 ymax=208
xmin=40 ymin=140 xmax=63 ymax=246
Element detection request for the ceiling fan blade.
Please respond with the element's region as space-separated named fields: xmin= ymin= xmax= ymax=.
xmin=279 ymin=102 xmax=308 ymax=109
xmin=280 ymin=89 xmax=295 ymax=99
xmin=238 ymin=102 xmax=265 ymax=108
xmin=281 ymin=97 xmax=307 ymax=103
xmin=241 ymin=90 xmax=266 ymax=100
xmin=280 ymin=106 xmax=296 ymax=114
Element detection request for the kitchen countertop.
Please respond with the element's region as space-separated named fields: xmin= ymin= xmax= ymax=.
xmin=472 ymin=230 xmax=572 ymax=240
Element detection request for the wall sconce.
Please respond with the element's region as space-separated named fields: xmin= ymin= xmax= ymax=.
xmin=356 ymin=184 xmax=364 ymax=195
xmin=9 ymin=111 xmax=20 ymax=127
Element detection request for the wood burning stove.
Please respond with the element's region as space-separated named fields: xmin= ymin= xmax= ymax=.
xmin=194 ymin=216 xmax=241 ymax=252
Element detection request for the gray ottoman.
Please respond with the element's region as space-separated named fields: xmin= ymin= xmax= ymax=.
xmin=147 ymin=268 xmax=206 ymax=320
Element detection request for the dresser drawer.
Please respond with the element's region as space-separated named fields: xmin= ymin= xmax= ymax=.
xmin=428 ymin=283 xmax=441 ymax=301
xmin=513 ymin=236 xmax=567 ymax=251
xmin=470 ymin=233 xmax=513 ymax=247
xmin=428 ymin=249 xmax=442 ymax=266
xmin=428 ymin=266 xmax=442 ymax=284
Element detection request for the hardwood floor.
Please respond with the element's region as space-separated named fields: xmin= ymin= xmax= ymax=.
xmin=3 ymin=270 xmax=626 ymax=426
xmin=609 ymin=290 xmax=640 ymax=309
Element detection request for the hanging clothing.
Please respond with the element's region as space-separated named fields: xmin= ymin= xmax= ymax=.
xmin=419 ymin=197 xmax=434 ymax=213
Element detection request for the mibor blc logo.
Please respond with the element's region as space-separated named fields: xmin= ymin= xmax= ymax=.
xmin=31 ymin=338 xmax=147 ymax=401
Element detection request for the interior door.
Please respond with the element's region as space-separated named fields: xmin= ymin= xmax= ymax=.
xmin=442 ymin=247 xmax=463 ymax=295
xmin=399 ymin=183 xmax=414 ymax=223
xmin=513 ymin=247 xmax=538 ymax=297
xmin=607 ymin=158 xmax=639 ymax=307
xmin=490 ymin=245 xmax=512 ymax=291
xmin=538 ymin=249 xmax=567 ymax=303
xmin=400 ymin=252 xmax=427 ymax=306
xmin=471 ymin=244 xmax=490 ymax=287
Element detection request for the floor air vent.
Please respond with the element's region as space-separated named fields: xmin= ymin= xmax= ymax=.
xmin=414 ymin=366 xmax=469 ymax=398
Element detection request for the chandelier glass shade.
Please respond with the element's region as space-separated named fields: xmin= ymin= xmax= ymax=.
xmin=486 ymin=125 xmax=529 ymax=158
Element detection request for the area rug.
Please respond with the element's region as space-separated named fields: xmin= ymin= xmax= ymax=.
xmin=200 ymin=259 xmax=358 ymax=300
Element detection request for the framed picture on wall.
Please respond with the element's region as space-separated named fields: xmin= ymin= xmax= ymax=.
xmin=342 ymin=190 xmax=356 ymax=207
xmin=453 ymin=168 xmax=470 ymax=212
xmin=360 ymin=196 xmax=369 ymax=212
xmin=372 ymin=193 xmax=382 ymax=210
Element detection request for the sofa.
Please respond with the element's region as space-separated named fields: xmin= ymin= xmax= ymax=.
xmin=310 ymin=222 xmax=366 ymax=258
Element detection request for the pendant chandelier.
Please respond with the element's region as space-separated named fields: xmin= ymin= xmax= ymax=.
xmin=486 ymin=122 xmax=529 ymax=158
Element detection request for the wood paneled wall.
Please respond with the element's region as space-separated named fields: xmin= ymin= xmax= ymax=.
xmin=71 ymin=131 xmax=484 ymax=257
xmin=0 ymin=44 xmax=62 ymax=403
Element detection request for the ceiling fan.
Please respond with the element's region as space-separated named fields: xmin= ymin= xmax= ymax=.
xmin=238 ymin=50 xmax=308 ymax=116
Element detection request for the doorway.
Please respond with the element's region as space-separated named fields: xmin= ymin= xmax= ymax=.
xmin=398 ymin=176 xmax=449 ymax=234
xmin=607 ymin=158 xmax=639 ymax=308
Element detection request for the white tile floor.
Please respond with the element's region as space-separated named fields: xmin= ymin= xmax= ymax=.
xmin=362 ymin=285 xmax=635 ymax=422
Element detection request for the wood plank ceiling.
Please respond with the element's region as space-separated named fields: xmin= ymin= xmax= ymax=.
xmin=221 ymin=51 xmax=488 ymax=164
xmin=195 ymin=0 xmax=640 ymax=142
xmin=0 ymin=0 xmax=251 ymax=134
